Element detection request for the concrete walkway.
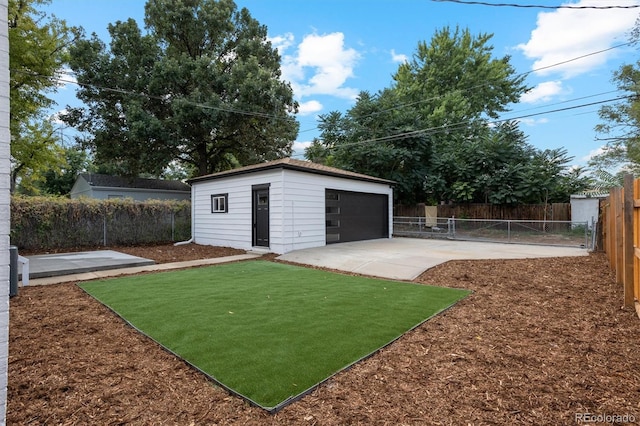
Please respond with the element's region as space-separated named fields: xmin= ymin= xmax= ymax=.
xmin=277 ymin=238 xmax=589 ymax=280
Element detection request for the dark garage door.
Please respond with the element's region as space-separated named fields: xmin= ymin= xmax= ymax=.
xmin=325 ymin=189 xmax=389 ymax=244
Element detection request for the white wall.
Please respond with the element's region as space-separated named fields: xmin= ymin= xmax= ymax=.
xmin=192 ymin=168 xmax=393 ymax=254
xmin=275 ymin=170 xmax=393 ymax=253
xmin=570 ymin=196 xmax=600 ymax=229
xmin=192 ymin=169 xmax=283 ymax=251
xmin=0 ymin=0 xmax=10 ymax=422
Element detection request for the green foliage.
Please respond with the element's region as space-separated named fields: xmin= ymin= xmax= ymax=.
xmin=308 ymin=26 xmax=588 ymax=205
xmin=9 ymin=0 xmax=81 ymax=192
xmin=64 ymin=0 xmax=299 ymax=177
xmin=39 ymin=146 xmax=94 ymax=195
xmin=591 ymin=19 xmax=640 ymax=172
xmin=393 ymin=26 xmax=526 ymax=123
xmin=591 ymin=61 xmax=640 ymax=171
xmin=313 ymin=90 xmax=432 ymax=202
xmin=11 ymin=195 xmax=191 ymax=250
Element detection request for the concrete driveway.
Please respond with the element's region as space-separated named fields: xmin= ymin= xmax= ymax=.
xmin=277 ymin=238 xmax=589 ymax=280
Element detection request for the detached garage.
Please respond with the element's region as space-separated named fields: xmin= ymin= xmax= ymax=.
xmin=187 ymin=158 xmax=395 ymax=254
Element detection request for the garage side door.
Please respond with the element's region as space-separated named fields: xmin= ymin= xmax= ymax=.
xmin=325 ymin=189 xmax=389 ymax=244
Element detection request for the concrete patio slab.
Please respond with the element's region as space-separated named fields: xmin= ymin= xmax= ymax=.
xmin=277 ymin=238 xmax=589 ymax=281
xmin=21 ymin=250 xmax=155 ymax=279
xmin=25 ymin=253 xmax=262 ymax=286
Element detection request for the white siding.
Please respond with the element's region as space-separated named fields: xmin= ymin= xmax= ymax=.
xmin=192 ymin=167 xmax=393 ymax=255
xmin=275 ymin=170 xmax=393 ymax=253
xmin=192 ymin=169 xmax=284 ymax=251
xmin=0 ymin=1 xmax=9 ymax=422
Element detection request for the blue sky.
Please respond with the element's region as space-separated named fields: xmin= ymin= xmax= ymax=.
xmin=42 ymin=0 xmax=640 ymax=169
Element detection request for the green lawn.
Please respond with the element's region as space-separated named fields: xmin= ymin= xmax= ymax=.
xmin=80 ymin=260 xmax=470 ymax=411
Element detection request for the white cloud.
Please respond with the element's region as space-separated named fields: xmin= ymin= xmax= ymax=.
xmin=49 ymin=109 xmax=68 ymax=125
xmin=297 ymin=100 xmax=323 ymax=116
xmin=278 ymin=32 xmax=361 ymax=100
xmin=292 ymin=140 xmax=312 ymax=157
xmin=583 ymin=146 xmax=607 ymax=162
xmin=520 ymin=80 xmax=565 ymax=103
xmin=269 ymin=32 xmax=295 ymax=54
xmin=390 ymin=49 xmax=408 ymax=63
xmin=517 ymin=0 xmax=639 ymax=78
xmin=518 ymin=117 xmax=549 ymax=126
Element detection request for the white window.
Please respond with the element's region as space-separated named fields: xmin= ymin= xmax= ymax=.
xmin=211 ymin=194 xmax=228 ymax=213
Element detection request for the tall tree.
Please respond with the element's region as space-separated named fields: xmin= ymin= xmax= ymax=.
xmin=591 ymin=18 xmax=640 ymax=173
xmin=309 ymin=27 xmax=528 ymax=204
xmin=39 ymin=146 xmax=94 ymax=195
xmin=393 ymin=26 xmax=526 ymax=126
xmin=590 ymin=62 xmax=640 ymax=172
xmin=64 ymin=0 xmax=299 ymax=177
xmin=9 ymin=0 xmax=80 ymax=192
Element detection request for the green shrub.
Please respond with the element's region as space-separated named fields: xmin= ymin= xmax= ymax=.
xmin=10 ymin=196 xmax=191 ymax=251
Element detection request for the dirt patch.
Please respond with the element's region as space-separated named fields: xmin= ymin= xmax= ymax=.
xmin=8 ymin=247 xmax=640 ymax=425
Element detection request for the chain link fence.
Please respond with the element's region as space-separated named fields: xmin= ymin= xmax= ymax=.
xmin=393 ymin=216 xmax=593 ymax=249
xmin=11 ymin=197 xmax=191 ymax=251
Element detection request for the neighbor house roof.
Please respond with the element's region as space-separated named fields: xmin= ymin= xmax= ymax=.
xmin=187 ymin=158 xmax=396 ymax=186
xmin=78 ymin=173 xmax=191 ymax=192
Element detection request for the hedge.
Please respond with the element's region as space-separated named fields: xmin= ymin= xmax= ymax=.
xmin=10 ymin=196 xmax=191 ymax=251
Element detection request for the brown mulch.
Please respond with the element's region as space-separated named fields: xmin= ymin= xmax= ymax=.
xmin=8 ymin=244 xmax=640 ymax=425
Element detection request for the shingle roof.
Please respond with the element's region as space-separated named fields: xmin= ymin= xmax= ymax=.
xmin=79 ymin=173 xmax=191 ymax=192
xmin=187 ymin=158 xmax=395 ymax=185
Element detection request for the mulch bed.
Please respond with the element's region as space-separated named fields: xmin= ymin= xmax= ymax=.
xmin=7 ymin=244 xmax=640 ymax=425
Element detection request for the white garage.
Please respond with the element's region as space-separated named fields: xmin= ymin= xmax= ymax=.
xmin=187 ymin=158 xmax=395 ymax=254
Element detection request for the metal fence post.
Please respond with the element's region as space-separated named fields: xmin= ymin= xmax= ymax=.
xmin=448 ymin=216 xmax=456 ymax=238
xmin=171 ymin=211 xmax=175 ymax=241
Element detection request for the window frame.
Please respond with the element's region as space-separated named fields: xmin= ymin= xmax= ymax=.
xmin=211 ymin=193 xmax=228 ymax=213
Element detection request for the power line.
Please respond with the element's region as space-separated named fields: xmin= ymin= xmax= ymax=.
xmin=432 ymin=0 xmax=640 ymax=9
xmin=13 ymin=38 xmax=632 ymax=149
xmin=296 ymin=42 xmax=632 ymax=136
xmin=521 ymin=42 xmax=633 ymax=76
xmin=327 ymin=94 xmax=633 ymax=150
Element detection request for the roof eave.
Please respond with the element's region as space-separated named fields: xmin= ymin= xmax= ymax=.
xmin=187 ymin=163 xmax=395 ymax=186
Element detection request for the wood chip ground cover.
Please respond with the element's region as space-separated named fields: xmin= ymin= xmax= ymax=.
xmin=8 ymin=244 xmax=640 ymax=425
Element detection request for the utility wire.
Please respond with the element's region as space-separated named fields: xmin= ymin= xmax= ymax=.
xmin=11 ymin=68 xmax=293 ymax=121
xmin=432 ymin=0 xmax=640 ymax=9
xmin=520 ymin=42 xmax=633 ymax=76
xmin=325 ymin=94 xmax=633 ymax=150
xmin=296 ymin=41 xmax=632 ymax=135
xmin=12 ymin=39 xmax=633 ymax=144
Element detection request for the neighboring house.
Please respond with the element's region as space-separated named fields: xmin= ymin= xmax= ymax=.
xmin=70 ymin=173 xmax=191 ymax=202
xmin=187 ymin=158 xmax=395 ymax=254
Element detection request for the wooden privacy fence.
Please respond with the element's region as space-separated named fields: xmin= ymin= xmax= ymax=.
xmin=394 ymin=203 xmax=570 ymax=221
xmin=602 ymin=175 xmax=640 ymax=318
